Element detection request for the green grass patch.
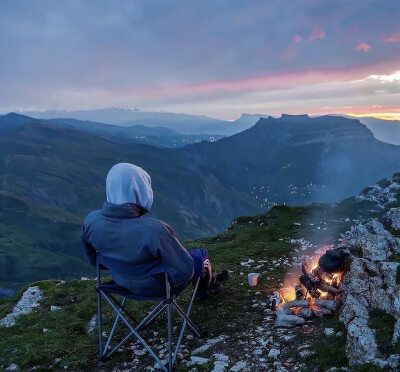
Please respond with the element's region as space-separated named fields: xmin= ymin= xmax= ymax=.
xmin=368 ymin=308 xmax=397 ymax=355
xmin=310 ymin=317 xmax=348 ymax=370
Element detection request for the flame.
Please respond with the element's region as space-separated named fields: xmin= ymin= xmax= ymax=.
xmin=278 ymin=245 xmax=343 ymax=303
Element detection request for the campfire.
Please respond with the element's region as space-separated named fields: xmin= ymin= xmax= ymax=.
xmin=269 ymin=247 xmax=347 ymax=327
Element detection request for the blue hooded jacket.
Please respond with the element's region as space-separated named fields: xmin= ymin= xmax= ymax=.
xmin=80 ymin=163 xmax=194 ymax=296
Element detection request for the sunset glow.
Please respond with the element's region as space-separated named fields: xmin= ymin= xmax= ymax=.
xmin=0 ymin=0 xmax=399 ymax=120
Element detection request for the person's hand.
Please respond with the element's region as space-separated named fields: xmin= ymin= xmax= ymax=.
xmin=161 ymin=221 xmax=175 ymax=236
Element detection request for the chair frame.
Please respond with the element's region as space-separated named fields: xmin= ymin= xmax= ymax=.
xmin=96 ymin=258 xmax=204 ymax=371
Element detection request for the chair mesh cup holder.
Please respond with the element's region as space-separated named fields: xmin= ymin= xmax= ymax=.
xmin=95 ymin=256 xmax=204 ymax=371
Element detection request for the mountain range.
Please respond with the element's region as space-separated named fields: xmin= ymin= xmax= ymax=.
xmin=1 ymin=112 xmax=400 ymax=293
xmin=18 ymin=108 xmax=400 ymax=144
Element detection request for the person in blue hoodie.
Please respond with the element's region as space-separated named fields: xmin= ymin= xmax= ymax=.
xmin=80 ymin=162 xmax=229 ymax=299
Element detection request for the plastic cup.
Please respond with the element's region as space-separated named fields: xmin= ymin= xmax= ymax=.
xmin=248 ymin=273 xmax=259 ymax=286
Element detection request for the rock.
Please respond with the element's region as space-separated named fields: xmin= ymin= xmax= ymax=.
xmin=298 ymin=349 xmax=315 ymax=358
xmin=314 ymin=299 xmax=339 ymax=311
xmin=212 ymin=360 xmax=229 ymax=372
xmin=214 ymin=354 xmax=229 ymax=362
xmin=186 ymin=356 xmax=209 ymax=367
xmin=344 ymin=220 xmax=397 ymax=262
xmin=393 ymin=319 xmax=400 ymax=344
xmin=311 ymin=307 xmax=323 ymax=317
xmin=0 ymin=287 xmax=43 ymax=327
xmin=253 ymin=349 xmax=263 ymax=355
xmin=5 ymin=364 xmax=20 ymax=371
xmin=387 ymin=354 xmax=400 ymax=369
xmin=268 ymin=349 xmax=280 ymax=359
xmin=384 ymin=208 xmax=400 ymax=231
xmin=283 ymin=300 xmax=310 ymax=309
xmin=346 ymin=318 xmax=378 ymax=366
xmin=298 ymin=308 xmax=313 ymax=319
xmin=275 ymin=308 xmax=305 ymax=328
xmin=192 ymin=343 xmax=211 ymax=355
xmin=324 ymin=328 xmax=334 ymax=336
xmin=229 ymin=361 xmax=246 ymax=371
xmin=51 ymin=306 xmax=61 ymax=312
xmin=86 ymin=314 xmax=97 ymax=334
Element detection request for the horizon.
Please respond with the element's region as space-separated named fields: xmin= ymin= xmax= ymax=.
xmin=2 ymin=108 xmax=400 ymax=124
xmin=1 ymin=1 xmax=399 ymax=120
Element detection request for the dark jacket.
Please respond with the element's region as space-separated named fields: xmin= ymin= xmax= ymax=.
xmin=80 ymin=202 xmax=194 ymax=296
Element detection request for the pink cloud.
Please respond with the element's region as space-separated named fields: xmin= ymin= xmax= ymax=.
xmin=309 ymin=27 xmax=325 ymax=40
xmin=383 ymin=32 xmax=400 ymax=43
xmin=355 ymin=43 xmax=371 ymax=52
xmin=138 ymin=61 xmax=394 ymax=100
xmin=294 ymin=35 xmax=303 ymax=43
xmin=311 ymin=104 xmax=400 ymax=120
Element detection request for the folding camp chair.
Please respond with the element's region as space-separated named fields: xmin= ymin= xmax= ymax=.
xmin=95 ymin=254 xmax=205 ymax=371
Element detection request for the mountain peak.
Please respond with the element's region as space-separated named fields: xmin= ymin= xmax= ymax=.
xmin=280 ymin=114 xmax=309 ymax=119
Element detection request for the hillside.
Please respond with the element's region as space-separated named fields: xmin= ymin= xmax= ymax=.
xmin=0 ymin=113 xmax=224 ymax=148
xmin=2 ymin=114 xmax=400 ymax=294
xmin=1 ymin=174 xmax=399 ymax=371
xmin=19 ymin=108 xmax=232 ymax=135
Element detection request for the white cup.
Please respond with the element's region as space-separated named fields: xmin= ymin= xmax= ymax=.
xmin=248 ymin=273 xmax=259 ymax=286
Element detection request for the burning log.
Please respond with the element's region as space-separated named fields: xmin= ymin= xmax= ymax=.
xmin=268 ymin=291 xmax=282 ymax=311
xmin=300 ymin=263 xmax=343 ymax=298
xmin=295 ymin=284 xmax=305 ymax=300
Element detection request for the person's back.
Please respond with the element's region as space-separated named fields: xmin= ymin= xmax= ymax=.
xmin=81 ymin=162 xmax=229 ymax=299
xmin=83 ymin=204 xmax=197 ymax=296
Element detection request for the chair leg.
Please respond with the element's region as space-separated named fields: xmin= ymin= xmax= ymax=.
xmin=103 ymin=297 xmax=127 ymax=354
xmin=172 ymin=277 xmax=201 ymax=364
xmin=172 ymin=301 xmax=203 ymax=338
xmin=136 ymin=301 xmax=167 ymax=331
xmin=167 ymin=303 xmax=173 ymax=371
xmin=101 ymin=291 xmax=168 ymax=372
xmin=97 ymin=289 xmax=103 ymax=359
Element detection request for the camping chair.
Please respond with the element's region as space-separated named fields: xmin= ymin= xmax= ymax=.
xmin=95 ymin=254 xmax=204 ymax=371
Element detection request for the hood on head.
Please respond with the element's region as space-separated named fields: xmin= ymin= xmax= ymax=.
xmin=106 ymin=163 xmax=153 ymax=211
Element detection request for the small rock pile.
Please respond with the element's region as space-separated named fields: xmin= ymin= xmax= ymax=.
xmin=276 ymin=299 xmax=340 ymax=328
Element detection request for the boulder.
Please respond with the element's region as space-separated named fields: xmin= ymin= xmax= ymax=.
xmin=344 ymin=220 xmax=397 ymax=262
xmin=346 ymin=318 xmax=378 ymax=366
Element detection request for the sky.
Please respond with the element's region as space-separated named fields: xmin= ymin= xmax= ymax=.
xmin=0 ymin=0 xmax=399 ymax=120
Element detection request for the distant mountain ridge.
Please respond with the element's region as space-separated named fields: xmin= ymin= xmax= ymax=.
xmin=18 ymin=108 xmax=400 ymax=144
xmin=0 ymin=113 xmax=224 ymax=148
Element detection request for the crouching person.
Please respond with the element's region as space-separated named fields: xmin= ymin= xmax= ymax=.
xmin=80 ymin=162 xmax=229 ymax=300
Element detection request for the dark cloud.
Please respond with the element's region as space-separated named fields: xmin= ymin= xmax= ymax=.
xmin=0 ymin=0 xmax=399 ymax=117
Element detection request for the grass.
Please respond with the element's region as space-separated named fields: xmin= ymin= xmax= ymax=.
xmin=368 ymin=308 xmax=397 ymax=355
xmin=308 ymin=317 xmax=348 ymax=370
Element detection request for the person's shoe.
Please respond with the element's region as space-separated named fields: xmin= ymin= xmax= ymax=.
xmin=195 ymin=272 xmax=210 ymax=300
xmin=210 ymin=269 xmax=230 ymax=294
